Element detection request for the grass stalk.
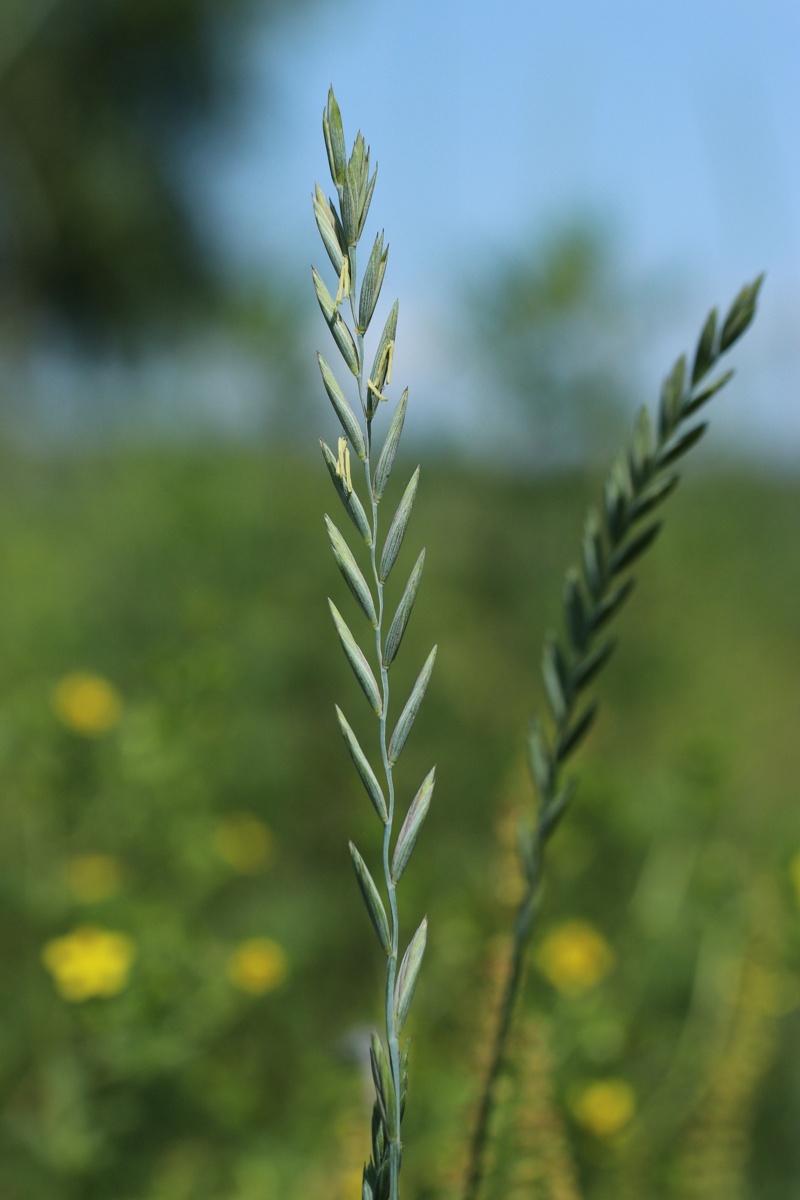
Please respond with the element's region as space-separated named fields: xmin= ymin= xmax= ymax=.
xmin=314 ymin=89 xmax=435 ymax=1200
xmin=462 ymin=274 xmax=763 ymax=1200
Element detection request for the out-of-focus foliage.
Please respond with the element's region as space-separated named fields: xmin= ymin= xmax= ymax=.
xmin=0 ymin=0 xmax=305 ymax=346
xmin=0 ymin=446 xmax=798 ymax=1199
xmin=462 ymin=224 xmax=643 ymax=463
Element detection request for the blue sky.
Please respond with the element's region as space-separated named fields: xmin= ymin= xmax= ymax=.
xmin=195 ymin=0 xmax=800 ymax=462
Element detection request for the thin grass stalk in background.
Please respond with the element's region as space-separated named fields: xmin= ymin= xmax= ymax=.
xmin=462 ymin=276 xmax=763 ymax=1200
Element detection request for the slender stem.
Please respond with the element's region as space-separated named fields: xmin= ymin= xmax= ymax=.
xmin=351 ymin=242 xmax=402 ymax=1198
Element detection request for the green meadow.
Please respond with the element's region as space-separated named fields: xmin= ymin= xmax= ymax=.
xmin=0 ymin=445 xmax=798 ymax=1199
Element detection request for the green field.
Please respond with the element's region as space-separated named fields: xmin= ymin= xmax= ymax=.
xmin=0 ymin=445 xmax=798 ymax=1199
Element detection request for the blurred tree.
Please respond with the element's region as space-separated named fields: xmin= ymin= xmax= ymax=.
xmin=0 ymin=0 xmax=308 ymax=348
xmin=462 ymin=222 xmax=643 ymax=465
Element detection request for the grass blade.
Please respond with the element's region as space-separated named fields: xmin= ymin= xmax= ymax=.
xmin=383 ymin=549 xmax=425 ymax=669
xmin=373 ymin=390 xmax=408 ymax=502
xmin=394 ymin=917 xmax=428 ymax=1034
xmin=325 ymin=515 xmax=376 ymax=624
xmin=320 ymin=439 xmax=372 ymax=545
xmin=388 ymin=645 xmax=437 ymax=764
xmin=392 ymin=767 xmax=435 ymax=883
xmin=329 ymin=600 xmax=382 ymax=714
xmin=318 ymin=355 xmax=366 ymax=459
xmin=336 ymin=706 xmax=387 ymax=823
xmin=350 ymin=842 xmax=391 ymax=955
xmin=379 ymin=467 xmax=420 ymax=582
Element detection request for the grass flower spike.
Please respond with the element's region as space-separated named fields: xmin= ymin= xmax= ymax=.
xmin=463 ymin=275 xmax=763 ymax=1200
xmin=313 ymin=88 xmax=436 ymax=1200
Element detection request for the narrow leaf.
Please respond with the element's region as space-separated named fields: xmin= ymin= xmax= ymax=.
xmin=555 ymin=702 xmax=598 ymax=763
xmin=658 ymin=354 xmax=687 ymax=440
xmin=359 ymin=232 xmax=388 ymax=332
xmin=628 ymin=471 xmax=680 ymax=523
xmin=325 ymin=516 xmax=376 ymax=624
xmin=399 ymin=1040 xmax=410 ymax=1120
xmin=311 ymin=265 xmax=337 ymax=322
xmin=379 ymin=467 xmax=420 ymax=581
xmin=628 ymin=405 xmax=653 ymax=488
xmin=526 ymin=717 xmax=554 ymax=802
xmin=341 ymin=164 xmax=360 ymax=245
xmin=357 ymin=166 xmax=378 ymax=239
xmin=370 ymin=301 xmax=399 ymax=394
xmin=336 ymin=706 xmax=387 ymax=822
xmin=542 ymin=633 xmax=570 ymax=725
xmin=323 ymin=88 xmax=346 ymax=186
xmin=369 ymin=1031 xmax=397 ymax=1134
xmin=350 ymin=843 xmax=391 ymax=955
xmin=571 ymin=637 xmax=616 ymax=692
xmin=320 ymin=439 xmax=372 ymax=545
xmin=582 ymin=508 xmax=605 ymax=601
xmin=655 ymin=423 xmax=708 ymax=470
xmin=608 ymin=521 xmax=662 ymax=577
xmin=313 ymin=185 xmax=345 ymax=275
xmin=318 ymin=355 xmax=366 ymax=459
xmin=719 ymin=274 xmax=763 ymax=352
xmin=588 ymin=577 xmax=636 ymax=633
xmin=691 ymin=307 xmax=717 ymax=386
xmin=541 ymin=779 xmax=577 ymax=838
xmin=371 ymin=1108 xmax=386 ymax=1173
xmin=683 ymin=368 xmax=735 ymax=417
xmin=373 ymin=390 xmax=408 ymax=501
xmin=383 ymin=549 xmax=425 ymax=668
xmin=603 ymin=475 xmax=627 ymax=546
xmin=394 ymin=917 xmax=428 ymax=1034
xmin=563 ymin=569 xmax=588 ymax=656
xmin=330 ymin=311 xmax=360 ymax=375
xmin=329 ymin=600 xmax=382 ymax=714
xmin=392 ymin=767 xmax=435 ymax=883
xmin=388 ymin=645 xmax=437 ymax=764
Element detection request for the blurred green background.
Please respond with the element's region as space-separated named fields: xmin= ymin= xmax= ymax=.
xmin=1 ymin=3 xmax=799 ymax=1200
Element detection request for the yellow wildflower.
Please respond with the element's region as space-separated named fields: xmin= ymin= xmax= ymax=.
xmin=65 ymin=854 xmax=123 ymax=902
xmin=53 ymin=672 xmax=122 ymax=736
xmin=214 ymin=814 xmax=274 ymax=874
xmin=42 ymin=925 xmax=136 ymax=1001
xmin=535 ymin=919 xmax=615 ymax=996
xmin=571 ymin=1079 xmax=636 ymax=1138
xmin=227 ymin=938 xmax=288 ymax=995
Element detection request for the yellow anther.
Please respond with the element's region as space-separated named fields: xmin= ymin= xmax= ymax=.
xmin=335 ymin=437 xmax=353 ymax=493
xmin=367 ymin=341 xmax=395 ymax=404
xmin=335 ymin=257 xmax=350 ymax=307
xmin=367 ymin=378 xmax=389 ymax=403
